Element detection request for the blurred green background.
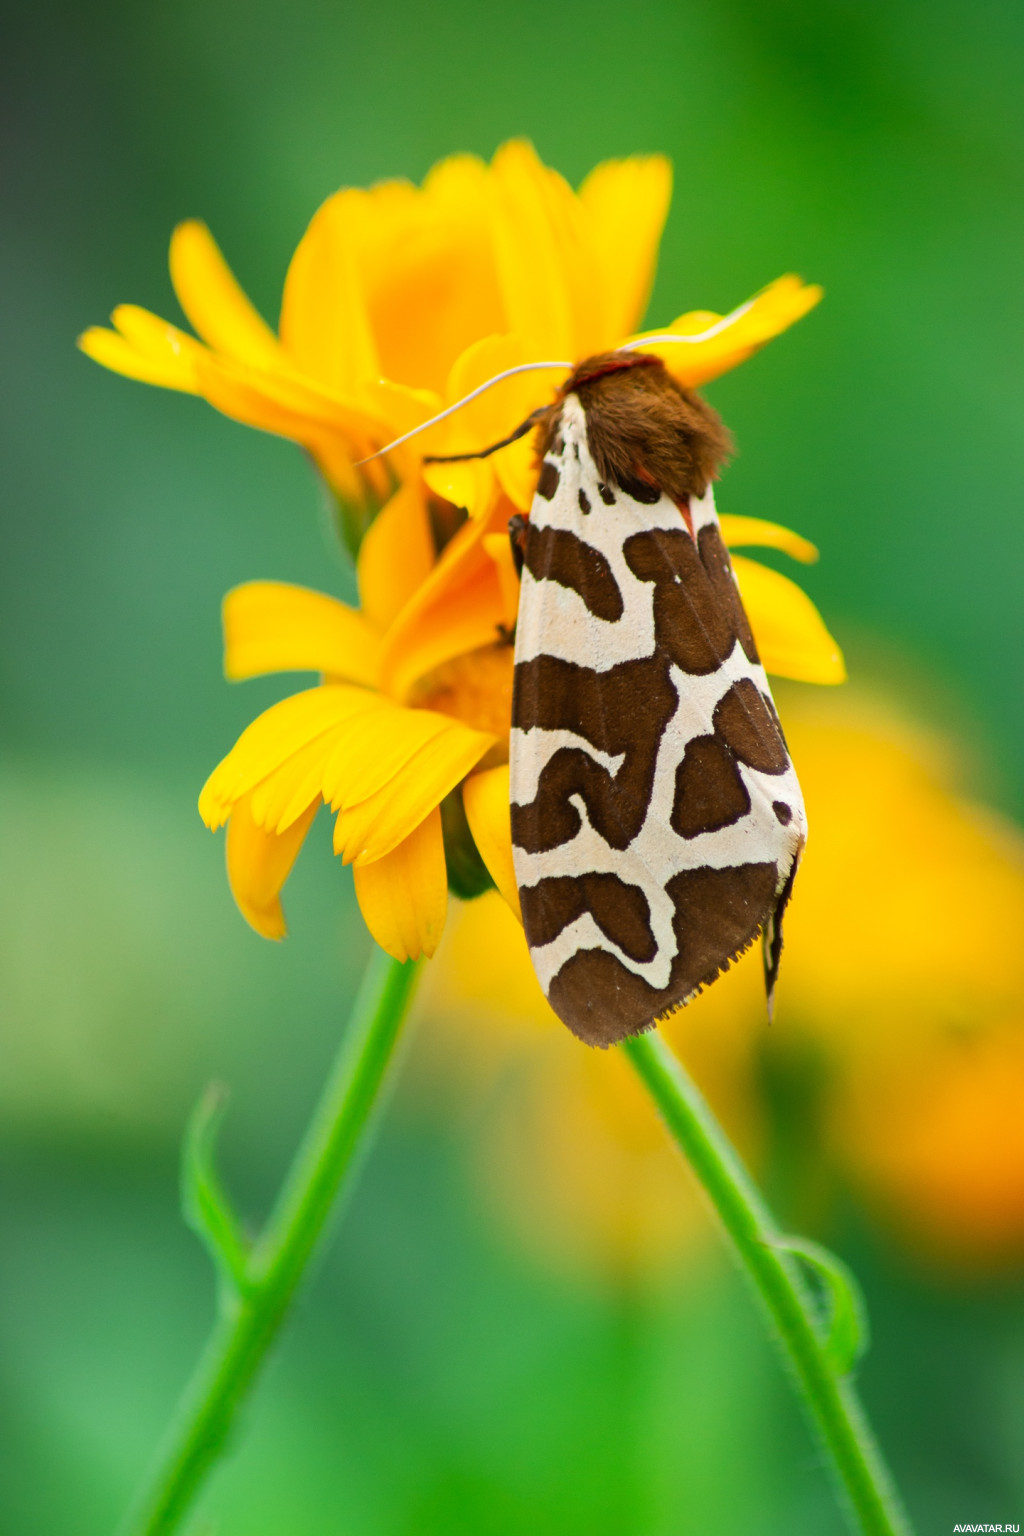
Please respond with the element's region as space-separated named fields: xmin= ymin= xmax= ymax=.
xmin=3 ymin=0 xmax=1024 ymax=1531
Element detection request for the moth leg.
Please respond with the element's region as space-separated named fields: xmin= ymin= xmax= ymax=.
xmin=424 ymin=408 xmax=547 ymax=464
xmin=762 ymin=857 xmax=800 ymax=1023
xmin=508 ymin=513 xmax=528 ymax=578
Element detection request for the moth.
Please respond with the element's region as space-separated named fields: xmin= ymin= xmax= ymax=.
xmin=505 ymin=353 xmax=805 ymax=1046
xmin=370 ymin=348 xmax=807 ymax=1047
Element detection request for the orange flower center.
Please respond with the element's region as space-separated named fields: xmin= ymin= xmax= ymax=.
xmin=411 ymin=643 xmax=514 ymax=760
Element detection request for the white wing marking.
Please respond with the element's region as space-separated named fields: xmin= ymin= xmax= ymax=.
xmin=510 ymin=389 xmax=806 ymax=1003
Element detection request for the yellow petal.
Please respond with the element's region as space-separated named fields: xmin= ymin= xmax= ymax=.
xmin=379 ymin=504 xmax=509 ymax=702
xmin=462 ymin=765 xmax=521 ymax=922
xmin=189 ymin=351 xmax=391 ymax=507
xmin=359 ymin=377 xmax=443 ymax=437
xmin=578 ymin=155 xmax=672 ymax=343
xmin=357 ymin=482 xmax=436 ymax=632
xmin=199 ymin=684 xmax=381 ymax=828
xmin=425 ymin=336 xmax=524 ymax=490
xmin=441 ymin=334 xmax=531 ymax=448
xmin=169 ymin=220 xmax=283 ymax=370
xmin=249 ymin=704 xmax=459 ymax=837
xmin=223 ymin=581 xmax=382 ymax=686
xmin=77 ymin=324 xmax=201 ymax=393
xmin=114 ymin=304 xmax=208 ymax=381
xmin=482 ymin=533 xmax=521 ymax=631
xmin=191 ymin=353 xmax=310 ymax=439
xmin=494 ymin=431 xmax=541 ymax=512
xmin=633 ymin=275 xmax=823 ymax=387
xmin=731 ymin=554 xmax=846 ymax=684
xmin=335 ymin=721 xmax=493 ymax=865
xmin=537 ymin=159 xmax=605 ymax=357
xmin=193 ymin=350 xmax=386 ymax=443
xmin=359 ymin=378 xmax=443 ymax=483
xmin=422 ymin=333 xmax=558 ymax=515
xmin=249 ymin=724 xmax=348 ymax=834
xmin=352 ymin=807 xmax=448 ymax=961
xmin=487 ymin=140 xmax=577 ymax=358
xmin=321 ymin=706 xmax=455 ymax=811
xmin=309 ymin=431 xmax=391 ymax=512
xmin=225 ymin=792 xmax=319 ymax=939
xmin=422 ymin=457 xmax=495 ymax=519
xmin=363 ymin=159 xmax=505 ymax=395
xmin=279 ymin=188 xmax=380 ymax=395
xmin=408 ymin=645 xmax=514 ymax=742
xmin=719 ymin=514 xmax=819 ymax=564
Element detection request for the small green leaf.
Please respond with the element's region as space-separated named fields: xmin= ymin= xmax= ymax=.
xmin=182 ymin=1083 xmax=251 ymax=1299
xmin=772 ymin=1235 xmax=870 ymax=1375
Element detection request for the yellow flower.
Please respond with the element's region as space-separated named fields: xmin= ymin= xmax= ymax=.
xmin=82 ymin=141 xmax=842 ymax=961
xmin=414 ymin=688 xmax=1024 ymax=1275
xmin=79 ymin=141 xmax=822 ymax=530
xmin=197 ymin=499 xmax=842 ymax=962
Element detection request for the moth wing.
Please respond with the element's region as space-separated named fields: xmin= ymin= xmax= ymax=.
xmin=510 ymin=397 xmax=805 ymax=1046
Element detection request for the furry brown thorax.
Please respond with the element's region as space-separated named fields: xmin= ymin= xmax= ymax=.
xmin=534 ymin=352 xmax=731 ymax=506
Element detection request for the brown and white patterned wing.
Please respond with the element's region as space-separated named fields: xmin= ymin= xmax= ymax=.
xmin=510 ymin=393 xmax=806 ymax=1046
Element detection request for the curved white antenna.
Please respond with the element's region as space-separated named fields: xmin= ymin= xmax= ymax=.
xmin=354 ymin=360 xmax=573 ymax=466
xmin=622 ymin=298 xmax=756 ymax=349
xmin=354 ymin=303 xmax=759 ymax=466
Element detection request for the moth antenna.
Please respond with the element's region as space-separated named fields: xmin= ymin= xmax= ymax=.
xmin=621 ymin=298 xmax=756 ymax=350
xmin=353 ymin=361 xmax=572 ymax=466
xmin=423 ymin=409 xmax=548 ymax=464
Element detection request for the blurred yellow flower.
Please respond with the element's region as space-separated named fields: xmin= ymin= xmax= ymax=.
xmin=413 ymin=688 xmax=1024 ymax=1276
xmin=79 ymin=141 xmax=821 ymax=529
xmin=411 ymin=888 xmax=761 ymax=1277
xmin=833 ymin=1027 xmax=1024 ymax=1270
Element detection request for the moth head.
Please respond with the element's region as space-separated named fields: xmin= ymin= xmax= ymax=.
xmin=355 ymin=351 xmax=730 ymax=508
xmin=536 ymin=351 xmax=732 ymax=505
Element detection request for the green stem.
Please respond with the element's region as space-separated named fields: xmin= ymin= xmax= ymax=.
xmin=622 ymin=1030 xmax=913 ymax=1536
xmin=120 ymin=948 xmax=422 ymax=1536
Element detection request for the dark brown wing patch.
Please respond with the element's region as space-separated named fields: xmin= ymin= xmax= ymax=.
xmin=624 ymin=527 xmax=750 ymax=674
xmin=511 ymin=654 xmax=678 ymax=852
xmin=536 ymin=461 xmax=560 ymax=499
xmin=522 ymin=524 xmax=624 ymax=622
xmin=547 ymin=862 xmax=780 ymax=1046
xmin=671 ymin=734 xmax=751 ymax=838
xmin=520 ymin=873 xmax=657 ymax=964
xmin=697 ymin=526 xmax=760 ymax=666
xmin=713 ymin=680 xmax=789 ymax=773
